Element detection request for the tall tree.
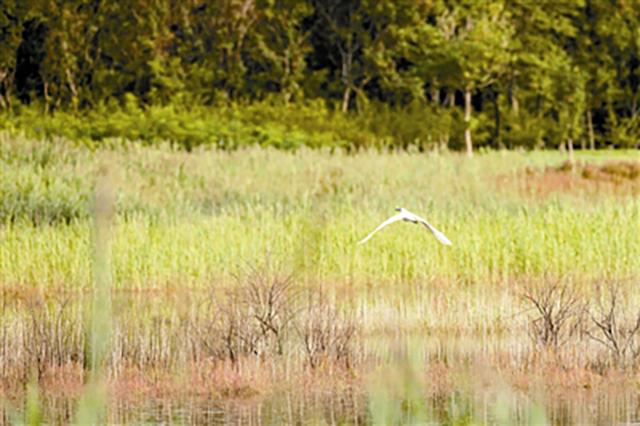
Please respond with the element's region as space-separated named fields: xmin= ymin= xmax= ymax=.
xmin=429 ymin=0 xmax=512 ymax=155
xmin=308 ymin=0 xmax=368 ymax=112
xmin=38 ymin=0 xmax=98 ymax=110
xmin=575 ymin=0 xmax=640 ymax=148
xmin=0 ymin=0 xmax=26 ymax=109
xmin=503 ymin=0 xmax=583 ymax=149
xmin=363 ymin=0 xmax=435 ymax=105
xmin=248 ymin=0 xmax=312 ymax=103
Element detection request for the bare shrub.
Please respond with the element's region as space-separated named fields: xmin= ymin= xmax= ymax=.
xmin=201 ymin=264 xmax=299 ymax=363
xmin=586 ymin=282 xmax=640 ymax=369
xmin=241 ymin=266 xmax=298 ymax=355
xmin=5 ymin=292 xmax=83 ymax=382
xmin=215 ymin=287 xmax=263 ymax=363
xmin=521 ymin=279 xmax=585 ymax=350
xmin=197 ymin=266 xmax=360 ymax=370
xmin=295 ymin=290 xmax=358 ymax=369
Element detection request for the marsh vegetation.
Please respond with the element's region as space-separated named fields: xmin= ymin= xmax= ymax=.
xmin=1 ymin=136 xmax=639 ymax=424
xmin=2 ymin=0 xmax=640 ymax=423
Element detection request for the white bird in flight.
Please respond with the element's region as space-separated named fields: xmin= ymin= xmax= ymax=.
xmin=358 ymin=207 xmax=452 ymax=246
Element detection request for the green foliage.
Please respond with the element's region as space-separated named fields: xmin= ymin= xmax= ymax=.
xmin=501 ymin=109 xmax=547 ymax=149
xmin=0 ymin=1 xmax=639 ymax=151
xmin=430 ymin=0 xmax=513 ymax=90
xmin=0 ymin=99 xmax=463 ymax=151
xmin=0 ymin=136 xmax=91 ymax=224
xmin=609 ymin=116 xmax=640 ymax=148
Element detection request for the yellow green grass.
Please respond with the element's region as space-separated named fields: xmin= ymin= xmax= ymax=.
xmin=1 ymin=135 xmax=638 ymax=291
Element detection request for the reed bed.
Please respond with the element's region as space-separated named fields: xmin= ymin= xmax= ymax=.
xmin=1 ymin=134 xmax=638 ymax=289
xmin=1 ymin=134 xmax=639 ymax=424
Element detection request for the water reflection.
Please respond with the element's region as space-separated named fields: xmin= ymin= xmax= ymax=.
xmin=4 ymin=335 xmax=640 ymax=424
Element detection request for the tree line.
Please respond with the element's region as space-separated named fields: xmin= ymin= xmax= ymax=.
xmin=0 ymin=0 xmax=639 ymax=152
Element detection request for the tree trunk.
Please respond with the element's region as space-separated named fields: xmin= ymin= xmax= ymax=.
xmin=493 ymin=89 xmax=502 ymax=149
xmin=341 ymin=86 xmax=351 ymax=113
xmin=340 ymin=38 xmax=355 ymax=113
xmin=0 ymin=70 xmax=6 ymax=109
xmin=587 ymin=109 xmax=595 ymax=150
xmin=431 ymin=82 xmax=439 ymax=105
xmin=509 ymin=83 xmax=519 ymax=115
xmin=441 ymin=90 xmax=455 ymax=151
xmin=446 ymin=91 xmax=455 ymax=107
xmin=66 ymin=67 xmax=78 ymax=111
xmin=464 ymin=87 xmax=473 ymax=157
xmin=439 ymin=135 xmax=448 ymax=151
xmin=44 ymin=82 xmax=50 ymax=114
xmin=567 ymin=137 xmax=574 ymax=166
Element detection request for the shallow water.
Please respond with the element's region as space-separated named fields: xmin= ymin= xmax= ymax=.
xmin=5 ymin=336 xmax=640 ymax=425
xmin=95 ymin=390 xmax=640 ymax=425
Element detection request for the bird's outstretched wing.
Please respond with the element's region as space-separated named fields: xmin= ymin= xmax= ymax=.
xmin=414 ymin=214 xmax=452 ymax=246
xmin=357 ymin=213 xmax=405 ymax=245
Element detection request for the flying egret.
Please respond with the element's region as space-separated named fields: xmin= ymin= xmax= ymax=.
xmin=358 ymin=207 xmax=452 ymax=246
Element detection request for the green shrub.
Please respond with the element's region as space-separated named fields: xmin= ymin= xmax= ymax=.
xmin=0 ymin=98 xmax=471 ymax=152
xmin=608 ymin=116 xmax=640 ymax=149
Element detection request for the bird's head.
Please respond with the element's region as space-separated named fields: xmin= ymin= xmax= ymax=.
xmin=395 ymin=207 xmax=404 ymax=212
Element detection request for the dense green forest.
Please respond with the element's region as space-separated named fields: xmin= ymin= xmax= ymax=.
xmin=0 ymin=0 xmax=639 ymax=152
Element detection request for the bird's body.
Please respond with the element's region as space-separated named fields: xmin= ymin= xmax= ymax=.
xmin=358 ymin=207 xmax=452 ymax=246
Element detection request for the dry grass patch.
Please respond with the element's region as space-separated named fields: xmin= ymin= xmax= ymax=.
xmin=498 ymin=159 xmax=640 ymax=199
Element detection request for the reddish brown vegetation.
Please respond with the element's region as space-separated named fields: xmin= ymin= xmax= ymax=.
xmin=4 ymin=276 xmax=640 ymax=422
xmin=496 ymin=160 xmax=640 ymax=199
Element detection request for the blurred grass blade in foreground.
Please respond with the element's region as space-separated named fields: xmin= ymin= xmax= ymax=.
xmin=76 ymin=164 xmax=115 ymax=424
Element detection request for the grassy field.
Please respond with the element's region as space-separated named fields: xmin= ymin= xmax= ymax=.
xmin=2 ymin=134 xmax=638 ymax=287
xmin=1 ymin=134 xmax=639 ymax=423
